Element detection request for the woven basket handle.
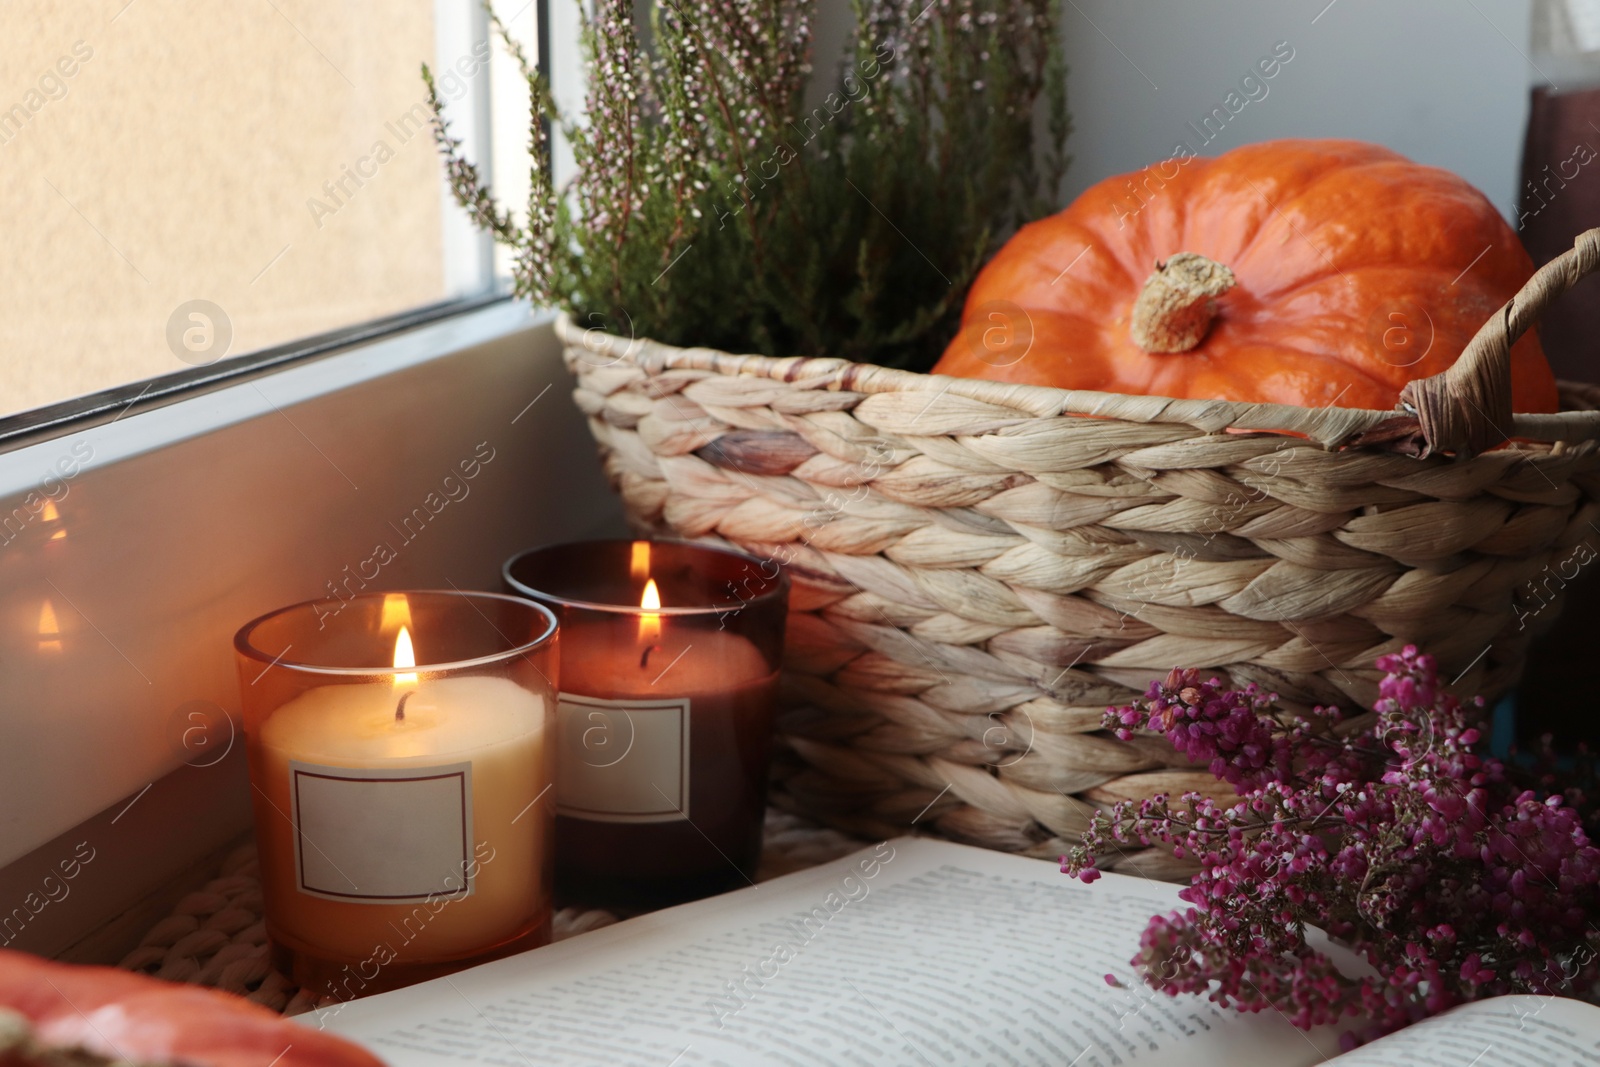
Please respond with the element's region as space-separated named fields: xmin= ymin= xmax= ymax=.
xmin=1400 ymin=226 xmax=1600 ymax=456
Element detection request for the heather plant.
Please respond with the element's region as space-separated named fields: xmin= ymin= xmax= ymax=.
xmin=1063 ymin=648 xmax=1600 ymax=1044
xmin=423 ymin=0 xmax=1069 ymax=371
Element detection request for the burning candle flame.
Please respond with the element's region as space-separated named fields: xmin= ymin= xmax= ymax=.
xmin=393 ymin=626 xmax=419 ymax=687
xmin=640 ymin=578 xmax=661 ymax=646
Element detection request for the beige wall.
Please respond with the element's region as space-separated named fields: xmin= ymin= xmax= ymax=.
xmin=0 ymin=0 xmax=451 ymax=417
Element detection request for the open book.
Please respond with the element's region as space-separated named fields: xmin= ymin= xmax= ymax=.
xmin=305 ymin=838 xmax=1600 ymax=1066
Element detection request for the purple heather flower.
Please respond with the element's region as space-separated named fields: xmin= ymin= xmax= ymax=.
xmin=1061 ymin=646 xmax=1600 ymax=1041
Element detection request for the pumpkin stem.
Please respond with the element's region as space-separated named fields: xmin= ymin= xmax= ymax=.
xmin=1129 ymin=252 xmax=1236 ymax=353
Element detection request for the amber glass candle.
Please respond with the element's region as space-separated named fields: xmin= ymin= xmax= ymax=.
xmin=504 ymin=540 xmax=788 ymax=907
xmin=234 ymin=591 xmax=558 ymax=999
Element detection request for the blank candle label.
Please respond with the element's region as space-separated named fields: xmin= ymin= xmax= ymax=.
xmin=288 ymin=760 xmax=475 ymax=903
xmin=555 ymin=694 xmax=690 ymax=823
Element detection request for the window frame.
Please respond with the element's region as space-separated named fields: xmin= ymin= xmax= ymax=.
xmin=0 ymin=292 xmax=508 ymax=452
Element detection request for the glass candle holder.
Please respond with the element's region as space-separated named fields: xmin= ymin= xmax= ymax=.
xmin=233 ymin=590 xmax=557 ymax=1000
xmin=503 ymin=540 xmax=788 ymax=908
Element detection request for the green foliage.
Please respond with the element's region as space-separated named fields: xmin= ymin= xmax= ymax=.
xmin=424 ymin=0 xmax=1069 ymax=371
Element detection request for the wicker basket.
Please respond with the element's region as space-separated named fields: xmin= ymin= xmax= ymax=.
xmin=558 ymin=230 xmax=1600 ymax=876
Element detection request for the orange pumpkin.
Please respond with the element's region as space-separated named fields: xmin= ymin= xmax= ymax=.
xmin=0 ymin=949 xmax=380 ymax=1067
xmin=935 ymin=139 xmax=1560 ymax=413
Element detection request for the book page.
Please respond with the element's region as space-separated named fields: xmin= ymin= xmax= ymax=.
xmin=305 ymin=838 xmax=1337 ymax=1067
xmin=1331 ymin=995 xmax=1600 ymax=1067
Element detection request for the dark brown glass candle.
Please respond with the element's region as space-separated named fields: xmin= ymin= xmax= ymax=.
xmin=504 ymin=540 xmax=787 ymax=907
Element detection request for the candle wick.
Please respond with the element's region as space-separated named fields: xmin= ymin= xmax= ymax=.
xmin=395 ymin=690 xmax=413 ymax=723
xmin=640 ymin=644 xmax=659 ymax=670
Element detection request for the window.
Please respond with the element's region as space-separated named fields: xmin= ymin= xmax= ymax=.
xmin=0 ymin=0 xmax=513 ymax=424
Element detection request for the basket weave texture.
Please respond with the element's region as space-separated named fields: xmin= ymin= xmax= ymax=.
xmin=556 ymin=235 xmax=1600 ymax=874
xmin=116 ymin=812 xmax=862 ymax=1013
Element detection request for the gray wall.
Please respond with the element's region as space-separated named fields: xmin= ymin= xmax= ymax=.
xmin=813 ymin=0 xmax=1539 ymax=222
xmin=1054 ymin=0 xmax=1535 ymax=221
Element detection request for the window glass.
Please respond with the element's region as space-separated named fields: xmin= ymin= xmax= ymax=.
xmin=0 ymin=0 xmax=491 ymax=419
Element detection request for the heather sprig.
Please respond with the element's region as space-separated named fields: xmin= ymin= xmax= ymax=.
xmin=422 ymin=0 xmax=1069 ymax=371
xmin=1065 ymin=648 xmax=1600 ymax=1041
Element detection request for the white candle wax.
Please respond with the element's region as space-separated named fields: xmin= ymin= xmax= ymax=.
xmin=252 ymin=675 xmax=547 ymax=967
